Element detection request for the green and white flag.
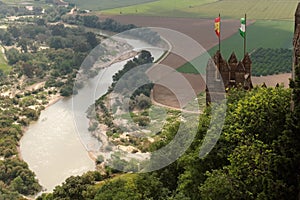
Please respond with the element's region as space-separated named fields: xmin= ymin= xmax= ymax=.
xmin=239 ymin=18 xmax=246 ymax=38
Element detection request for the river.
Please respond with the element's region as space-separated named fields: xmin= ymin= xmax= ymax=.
xmin=20 ymin=37 xmax=164 ymax=192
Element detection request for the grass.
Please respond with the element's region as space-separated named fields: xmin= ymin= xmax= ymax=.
xmin=102 ymin=0 xmax=298 ymax=20
xmin=0 ymin=46 xmax=10 ymax=74
xmin=177 ymin=20 xmax=294 ymax=74
xmin=65 ymin=0 xmax=158 ymax=11
xmin=101 ymin=0 xmax=217 ymax=16
xmin=188 ymin=0 xmax=299 ymax=20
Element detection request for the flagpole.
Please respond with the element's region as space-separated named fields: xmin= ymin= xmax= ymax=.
xmin=219 ymin=13 xmax=221 ymax=53
xmin=244 ymin=13 xmax=247 ymax=57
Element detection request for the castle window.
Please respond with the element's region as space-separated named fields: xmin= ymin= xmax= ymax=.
xmin=215 ymin=70 xmax=221 ymax=81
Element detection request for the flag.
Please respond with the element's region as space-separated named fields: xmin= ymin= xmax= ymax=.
xmin=239 ymin=17 xmax=246 ymax=38
xmin=214 ymin=17 xmax=220 ymax=37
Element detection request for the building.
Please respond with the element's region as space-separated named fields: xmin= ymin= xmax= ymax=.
xmin=293 ymin=3 xmax=300 ymax=82
xmin=292 ymin=2 xmax=300 ymax=110
xmin=206 ymin=51 xmax=253 ymax=104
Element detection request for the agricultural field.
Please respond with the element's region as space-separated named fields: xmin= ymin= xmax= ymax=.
xmin=102 ymin=0 xmax=298 ymax=20
xmin=251 ymin=48 xmax=292 ymax=76
xmin=65 ymin=0 xmax=157 ymax=11
xmin=101 ymin=0 xmax=216 ymax=16
xmin=177 ymin=20 xmax=294 ymax=74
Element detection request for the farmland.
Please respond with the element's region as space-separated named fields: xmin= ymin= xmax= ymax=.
xmin=102 ymin=0 xmax=299 ymax=20
xmin=65 ymin=0 xmax=158 ymax=11
xmin=100 ymin=0 xmax=295 ymax=75
xmin=177 ymin=20 xmax=294 ymax=74
xmin=101 ymin=0 xmax=216 ymax=16
xmin=103 ymin=14 xmax=294 ymax=106
xmin=105 ymin=15 xmax=293 ymax=75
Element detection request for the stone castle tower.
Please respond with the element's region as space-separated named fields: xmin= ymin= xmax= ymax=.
xmin=293 ymin=3 xmax=300 ymax=82
xmin=206 ymin=51 xmax=253 ymax=104
xmin=292 ymin=2 xmax=300 ymax=110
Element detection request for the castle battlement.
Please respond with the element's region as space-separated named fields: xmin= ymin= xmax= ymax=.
xmin=206 ymin=51 xmax=253 ymax=104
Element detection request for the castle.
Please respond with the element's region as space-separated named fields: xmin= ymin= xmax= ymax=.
xmin=207 ymin=2 xmax=299 ymax=106
xmin=292 ymin=2 xmax=300 ymax=110
xmin=206 ymin=51 xmax=253 ymax=104
xmin=293 ymin=3 xmax=300 ymax=83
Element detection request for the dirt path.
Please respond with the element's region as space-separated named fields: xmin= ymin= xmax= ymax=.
xmin=0 ymin=45 xmax=7 ymax=62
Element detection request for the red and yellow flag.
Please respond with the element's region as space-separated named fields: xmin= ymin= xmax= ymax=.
xmin=214 ymin=17 xmax=220 ymax=37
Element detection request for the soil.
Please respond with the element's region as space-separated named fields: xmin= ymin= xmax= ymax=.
xmin=252 ymin=73 xmax=291 ymax=88
xmin=101 ymin=14 xmax=291 ymax=108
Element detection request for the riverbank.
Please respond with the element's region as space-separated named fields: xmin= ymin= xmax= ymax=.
xmin=84 ymin=36 xmax=172 ymax=169
xmin=18 ymin=34 xmax=168 ymax=190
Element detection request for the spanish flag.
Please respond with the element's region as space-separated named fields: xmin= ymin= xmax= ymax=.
xmin=214 ymin=16 xmax=220 ymax=37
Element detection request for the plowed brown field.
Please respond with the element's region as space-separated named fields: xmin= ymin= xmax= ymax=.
xmin=102 ymin=15 xmax=291 ymax=108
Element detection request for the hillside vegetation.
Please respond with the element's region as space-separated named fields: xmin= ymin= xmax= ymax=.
xmin=39 ymin=85 xmax=300 ymax=199
xmin=0 ymin=4 xmax=146 ymax=198
xmin=0 ymin=45 xmax=10 ymax=74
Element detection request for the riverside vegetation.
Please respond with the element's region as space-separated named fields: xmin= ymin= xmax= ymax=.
xmin=0 ymin=2 xmax=160 ymax=198
xmin=39 ymin=40 xmax=300 ymax=200
xmin=1 ymin=1 xmax=300 ymax=199
xmin=39 ymin=84 xmax=300 ymax=199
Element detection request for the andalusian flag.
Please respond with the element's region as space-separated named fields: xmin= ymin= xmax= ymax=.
xmin=214 ymin=16 xmax=220 ymax=37
xmin=239 ymin=17 xmax=246 ymax=38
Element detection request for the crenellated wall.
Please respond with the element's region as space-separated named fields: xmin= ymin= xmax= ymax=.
xmin=206 ymin=51 xmax=252 ymax=105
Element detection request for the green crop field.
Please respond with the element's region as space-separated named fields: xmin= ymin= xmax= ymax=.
xmin=188 ymin=0 xmax=298 ymax=20
xmin=103 ymin=0 xmax=298 ymax=20
xmin=210 ymin=20 xmax=294 ymax=59
xmin=65 ymin=0 xmax=157 ymax=11
xmin=177 ymin=20 xmax=294 ymax=74
xmin=2 ymin=0 xmax=156 ymax=9
xmin=101 ymin=0 xmax=217 ymax=16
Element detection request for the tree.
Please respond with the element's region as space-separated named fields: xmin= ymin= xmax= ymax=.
xmin=17 ymin=38 xmax=28 ymax=53
xmin=48 ymin=36 xmax=65 ymax=49
xmin=7 ymin=26 xmax=20 ymax=38
xmin=43 ymin=172 xmax=102 ymax=200
xmin=21 ymin=63 xmax=34 ymax=78
xmin=0 ymin=31 xmax=13 ymax=46
xmin=10 ymin=176 xmax=26 ymax=194
xmin=137 ymin=50 xmax=154 ymax=64
xmin=82 ymin=15 xmax=99 ymax=28
xmin=200 ymin=139 xmax=294 ymax=200
xmin=86 ymin=32 xmax=98 ymax=48
xmin=136 ymin=94 xmax=151 ymax=110
xmin=49 ymin=24 xmax=66 ymax=37
xmin=36 ymin=18 xmax=46 ymax=26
